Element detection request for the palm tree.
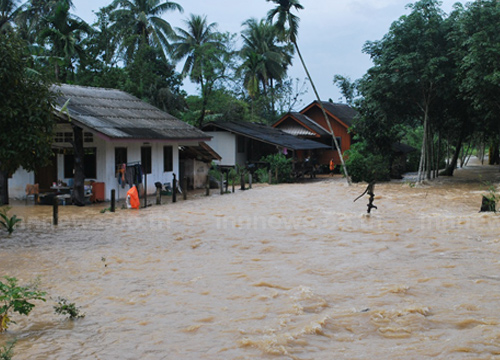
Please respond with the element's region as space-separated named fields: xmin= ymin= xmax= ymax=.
xmin=16 ymin=0 xmax=73 ymax=43
xmin=266 ymin=0 xmax=351 ymax=184
xmin=0 ymin=0 xmax=23 ymax=32
xmin=240 ymin=18 xmax=293 ymax=115
xmin=111 ymin=0 xmax=183 ymax=61
xmin=38 ymin=0 xmax=92 ymax=81
xmin=170 ymin=14 xmax=222 ymax=127
xmin=239 ymin=50 xmax=266 ymax=118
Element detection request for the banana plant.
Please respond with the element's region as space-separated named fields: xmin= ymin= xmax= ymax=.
xmin=0 ymin=207 xmax=21 ymax=235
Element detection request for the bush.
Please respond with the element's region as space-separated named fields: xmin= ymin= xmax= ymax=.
xmin=53 ymin=297 xmax=85 ymax=319
xmin=254 ymin=167 xmax=269 ymax=183
xmin=260 ymin=153 xmax=293 ymax=183
xmin=0 ymin=341 xmax=15 ymax=360
xmin=0 ymin=277 xmax=46 ymax=331
xmin=344 ymin=142 xmax=391 ymax=183
xmin=0 ymin=208 xmax=21 ymax=235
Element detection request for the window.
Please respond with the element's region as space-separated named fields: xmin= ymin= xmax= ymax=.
xmin=332 ymin=137 xmax=342 ymax=151
xmin=64 ymin=132 xmax=73 ymax=143
xmin=55 ymin=132 xmax=64 ymax=143
xmin=63 ymin=148 xmax=97 ymax=179
xmin=163 ymin=146 xmax=173 ymax=172
xmin=115 ymin=147 xmax=127 ymax=168
xmin=141 ymin=147 xmax=152 ymax=174
xmin=84 ymin=132 xmax=94 ymax=143
xmin=54 ymin=131 xmax=93 ymax=143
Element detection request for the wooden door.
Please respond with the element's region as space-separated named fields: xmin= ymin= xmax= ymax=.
xmin=35 ymin=154 xmax=57 ymax=191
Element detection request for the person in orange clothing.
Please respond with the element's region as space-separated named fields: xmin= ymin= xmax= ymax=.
xmin=329 ymin=158 xmax=335 ymax=176
xmin=126 ymin=185 xmax=140 ymax=209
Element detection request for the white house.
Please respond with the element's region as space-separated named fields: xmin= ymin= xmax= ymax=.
xmin=202 ymin=121 xmax=330 ymax=167
xmin=9 ymin=84 xmax=218 ymax=201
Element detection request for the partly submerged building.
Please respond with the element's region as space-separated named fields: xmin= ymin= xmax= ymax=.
xmin=202 ymin=121 xmax=330 ymax=168
xmin=9 ymin=84 xmax=219 ymax=201
xmin=273 ymin=101 xmax=357 ymax=166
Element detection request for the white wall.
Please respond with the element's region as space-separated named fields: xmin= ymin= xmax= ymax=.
xmin=183 ymin=159 xmax=210 ymax=189
xmin=204 ymin=132 xmax=236 ymax=166
xmin=104 ymin=140 xmax=181 ymax=200
xmin=8 ymin=168 xmax=35 ymax=199
xmin=8 ymin=132 xmax=187 ymax=201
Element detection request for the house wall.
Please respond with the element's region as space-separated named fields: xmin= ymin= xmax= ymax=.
xmin=302 ymin=107 xmax=352 ymax=166
xmin=8 ymin=168 xmax=35 ymax=199
xmin=8 ymin=127 xmax=185 ymax=201
xmin=183 ymin=159 xmax=211 ymax=189
xmin=204 ymin=131 xmax=238 ymax=166
xmin=103 ymin=140 xmax=180 ymax=200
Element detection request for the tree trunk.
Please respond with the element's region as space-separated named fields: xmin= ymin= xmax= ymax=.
xmin=270 ymin=78 xmax=276 ymax=119
xmin=489 ymin=141 xmax=500 ymax=165
xmin=197 ymin=81 xmax=209 ymax=128
xmin=0 ymin=169 xmax=9 ymax=205
xmin=293 ymin=41 xmax=351 ymax=185
xmin=440 ymin=126 xmax=465 ymax=176
xmin=435 ymin=132 xmax=441 ymax=178
xmin=426 ymin=121 xmax=433 ymax=180
xmin=417 ymin=110 xmax=428 ymax=182
xmin=71 ymin=125 xmax=85 ymax=206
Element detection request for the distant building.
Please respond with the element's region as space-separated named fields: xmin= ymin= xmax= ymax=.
xmin=273 ymin=101 xmax=357 ymax=166
xmin=202 ymin=121 xmax=329 ymax=168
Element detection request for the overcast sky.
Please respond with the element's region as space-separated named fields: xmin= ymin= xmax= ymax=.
xmin=72 ymin=0 xmax=465 ymax=110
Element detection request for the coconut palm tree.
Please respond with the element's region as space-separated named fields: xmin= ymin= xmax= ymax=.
xmin=241 ymin=18 xmax=292 ymax=93
xmin=239 ymin=50 xmax=266 ymax=118
xmin=111 ymin=0 xmax=183 ymax=61
xmin=240 ymin=18 xmax=293 ymax=115
xmin=38 ymin=0 xmax=92 ymax=81
xmin=266 ymin=0 xmax=351 ymax=184
xmin=170 ymin=14 xmax=223 ymax=127
xmin=0 ymin=0 xmax=23 ymax=32
xmin=16 ymin=0 xmax=73 ymax=43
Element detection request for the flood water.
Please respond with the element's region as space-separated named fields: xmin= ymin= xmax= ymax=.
xmin=1 ymin=159 xmax=500 ymax=359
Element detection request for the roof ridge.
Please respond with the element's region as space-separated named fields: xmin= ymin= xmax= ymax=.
xmin=54 ymin=83 xmax=129 ymax=93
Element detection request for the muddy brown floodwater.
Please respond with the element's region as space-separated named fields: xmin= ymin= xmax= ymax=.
xmin=1 ymin=159 xmax=500 ymax=359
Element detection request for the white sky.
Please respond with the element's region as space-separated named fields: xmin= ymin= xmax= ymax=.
xmin=72 ymin=0 xmax=465 ymax=110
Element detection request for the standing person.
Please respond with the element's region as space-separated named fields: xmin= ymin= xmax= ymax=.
xmin=329 ymin=158 xmax=335 ymax=176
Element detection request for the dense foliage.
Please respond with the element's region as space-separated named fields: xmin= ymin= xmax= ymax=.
xmin=344 ymin=142 xmax=390 ymax=183
xmin=260 ymin=153 xmax=293 ymax=183
xmin=345 ymin=0 xmax=500 ymax=182
xmin=0 ymin=32 xmax=54 ymax=204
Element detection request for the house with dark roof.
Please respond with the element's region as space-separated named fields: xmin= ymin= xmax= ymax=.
xmin=8 ymin=84 xmax=219 ymax=200
xmin=273 ymin=101 xmax=357 ymax=167
xmin=201 ymin=121 xmax=329 ymax=167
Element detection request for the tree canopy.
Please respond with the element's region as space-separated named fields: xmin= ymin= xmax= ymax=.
xmin=347 ymin=0 xmax=500 ymax=182
xmin=0 ymin=32 xmax=54 ymax=204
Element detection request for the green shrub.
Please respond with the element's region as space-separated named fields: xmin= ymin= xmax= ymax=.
xmin=254 ymin=167 xmax=269 ymax=183
xmin=0 ymin=208 xmax=21 ymax=235
xmin=0 ymin=341 xmax=15 ymax=360
xmin=53 ymin=297 xmax=85 ymax=319
xmin=344 ymin=142 xmax=391 ymax=183
xmin=0 ymin=277 xmax=46 ymax=331
xmin=260 ymin=153 xmax=293 ymax=183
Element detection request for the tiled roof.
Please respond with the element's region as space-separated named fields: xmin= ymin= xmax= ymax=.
xmin=316 ymin=101 xmax=358 ymax=128
xmin=52 ymin=84 xmax=210 ymax=141
xmin=202 ymin=121 xmax=330 ymax=151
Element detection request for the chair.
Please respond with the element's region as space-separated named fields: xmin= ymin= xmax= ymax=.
xmin=25 ymin=184 xmax=39 ymax=204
